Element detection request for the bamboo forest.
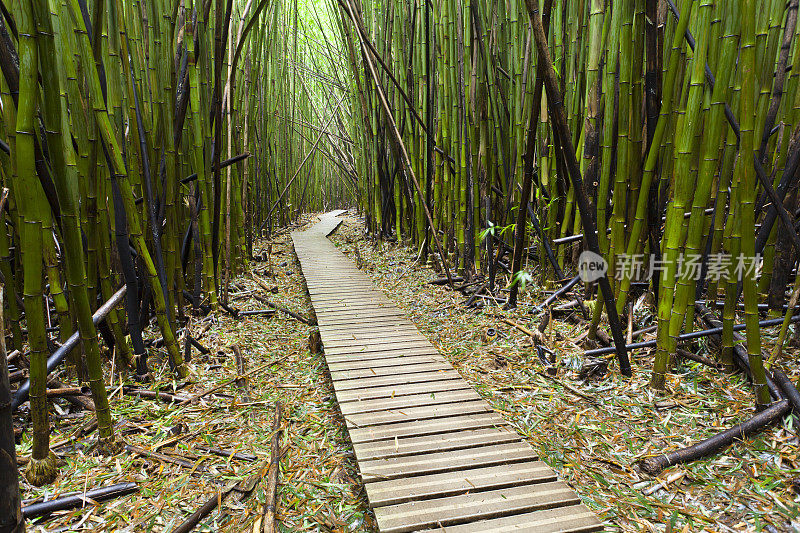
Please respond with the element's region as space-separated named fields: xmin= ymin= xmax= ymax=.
xmin=4 ymin=0 xmax=800 ymax=530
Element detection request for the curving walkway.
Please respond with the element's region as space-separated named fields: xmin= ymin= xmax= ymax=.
xmin=292 ymin=212 xmax=603 ymax=533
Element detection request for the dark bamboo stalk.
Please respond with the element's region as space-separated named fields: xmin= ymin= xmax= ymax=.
xmin=758 ymin=0 xmax=799 ymax=161
xmin=524 ymin=0 xmax=630 ymax=376
xmin=772 ymin=369 xmax=800 ymax=417
xmin=128 ymin=36 xmax=169 ymax=322
xmin=754 ymin=155 xmax=800 ymax=255
xmin=0 ymin=285 xmax=23 ymax=533
xmin=756 ymin=126 xmax=800 ymax=252
xmin=110 ymin=173 xmax=149 ymax=381
xmin=509 ymin=32 xmax=548 ymax=307
xmin=527 ymin=204 xmax=564 ymax=280
xmin=695 ymin=304 xmax=784 ymax=401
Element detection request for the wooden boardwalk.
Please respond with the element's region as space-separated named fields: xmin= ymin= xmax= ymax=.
xmin=292 ymin=212 xmax=603 ymax=533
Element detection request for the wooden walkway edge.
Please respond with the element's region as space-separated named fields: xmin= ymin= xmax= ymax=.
xmin=292 ymin=212 xmax=603 ymax=533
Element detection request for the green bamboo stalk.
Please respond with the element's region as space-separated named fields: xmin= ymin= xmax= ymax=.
xmin=14 ymin=0 xmax=59 ymax=486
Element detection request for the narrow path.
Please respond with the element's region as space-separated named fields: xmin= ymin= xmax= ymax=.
xmin=292 ymin=212 xmax=603 ymax=533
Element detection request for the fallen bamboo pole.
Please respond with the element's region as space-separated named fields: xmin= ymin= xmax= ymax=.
xmin=22 ymin=482 xmax=138 ymax=519
xmin=531 ymin=275 xmax=581 ymax=315
xmin=252 ymin=294 xmax=313 ymax=325
xmin=584 ymin=314 xmax=800 ymax=357
xmin=261 ymin=402 xmax=282 ymax=533
xmin=178 ymin=357 xmax=286 ymax=406
xmin=122 ymin=387 xmax=187 ymax=403
xmin=639 ymin=400 xmax=789 ymax=475
xmin=45 ymin=386 xmax=89 ymax=398
xmin=171 ymin=489 xmax=232 ymax=533
xmin=12 ymin=286 xmax=126 ymax=410
xmin=124 ymin=444 xmax=207 ymax=472
xmin=694 ymin=304 xmax=785 ymax=401
xmin=195 ymin=444 xmax=257 ymax=462
xmin=337 ymin=0 xmax=454 ymax=288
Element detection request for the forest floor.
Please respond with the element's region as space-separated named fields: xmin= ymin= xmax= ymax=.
xmin=16 ymin=211 xmax=800 ymax=532
xmin=326 ymin=214 xmax=800 ymax=533
xmin=18 ymin=214 xmax=376 ymax=533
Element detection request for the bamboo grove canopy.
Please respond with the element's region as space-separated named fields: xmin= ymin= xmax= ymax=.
xmin=0 ymin=0 xmax=353 ymax=487
xmin=1 ymin=0 xmax=800 ymax=495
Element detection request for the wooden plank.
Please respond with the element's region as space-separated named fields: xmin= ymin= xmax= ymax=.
xmin=338 ymin=389 xmax=480 ymax=415
xmin=352 ymin=427 xmax=521 ymax=461
xmin=372 ymin=482 xmax=582 ymax=533
xmin=324 ymin=347 xmax=440 ymax=364
xmin=325 ymin=341 xmax=436 ymax=356
xmin=316 ymin=311 xmax=403 ymax=319
xmin=310 ymin=293 xmax=387 ymax=301
xmin=330 ymin=361 xmax=453 ymax=381
xmin=306 ymin=275 xmax=369 ymax=279
xmin=319 ymin=320 xmax=416 ymax=329
xmin=309 ymin=291 xmax=388 ymax=298
xmin=320 ymin=329 xmax=428 ymax=348
xmin=308 ymin=282 xmax=371 ymax=287
xmin=305 ymin=274 xmax=368 ymax=279
xmin=329 ymin=369 xmax=463 ymax=391
xmin=308 ymin=290 xmax=385 ymax=296
xmin=344 ymin=400 xmax=491 ymax=428
xmin=310 ymin=291 xmax=387 ymax=297
xmin=302 ymin=289 xmax=383 ymax=295
xmin=324 ymin=339 xmax=432 ymax=353
xmin=318 ymin=316 xmax=416 ymax=327
xmin=311 ymin=297 xmax=395 ymax=305
xmin=318 ymin=322 xmax=415 ymax=334
xmin=316 ymin=307 xmax=407 ymax=317
xmin=335 ymin=379 xmax=470 ymax=403
xmin=307 ymin=285 xmax=380 ymax=292
xmin=315 ymin=304 xmax=399 ymax=313
xmin=307 ymin=282 xmax=375 ymax=288
xmin=413 ymin=505 xmax=604 ymax=533
xmin=321 ymin=331 xmax=423 ymax=343
xmin=304 ymin=272 xmax=367 ymax=277
xmin=327 ymin=355 xmax=444 ymax=372
xmin=365 ymin=461 xmax=555 ymax=506
xmin=307 ymin=291 xmax=386 ymax=300
xmin=358 ymin=441 xmax=537 ymax=482
xmin=347 ymin=412 xmax=508 ymax=443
